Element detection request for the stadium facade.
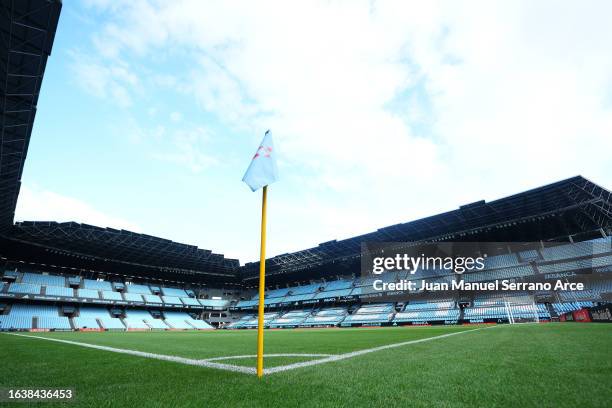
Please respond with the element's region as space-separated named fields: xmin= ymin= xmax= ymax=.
xmin=1 ymin=1 xmax=611 ymax=332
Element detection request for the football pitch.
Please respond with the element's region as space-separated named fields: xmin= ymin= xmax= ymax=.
xmin=1 ymin=324 xmax=611 ymax=407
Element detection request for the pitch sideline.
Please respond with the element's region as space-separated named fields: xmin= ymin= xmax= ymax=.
xmin=4 ymin=326 xmax=489 ymax=375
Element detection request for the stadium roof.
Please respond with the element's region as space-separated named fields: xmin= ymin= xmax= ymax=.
xmin=0 ymin=0 xmax=61 ymax=232
xmin=0 ymin=2 xmax=243 ymax=283
xmin=8 ymin=221 xmax=240 ymax=277
xmin=241 ymin=176 xmax=612 ymax=281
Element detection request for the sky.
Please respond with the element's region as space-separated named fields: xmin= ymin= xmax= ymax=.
xmin=15 ymin=0 xmax=612 ymax=263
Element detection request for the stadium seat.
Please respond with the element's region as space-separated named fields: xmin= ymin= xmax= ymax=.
xmin=45 ymin=285 xmax=74 ymax=297
xmin=38 ymin=316 xmax=71 ymax=330
xmin=78 ymin=307 xmax=125 ymax=330
xmin=145 ymin=319 xmax=169 ymax=329
xmin=77 ymin=288 xmax=100 ymax=299
xmin=0 ymin=315 xmax=33 ymax=330
xmin=180 ymin=297 xmax=200 ymax=306
xmin=126 ymin=284 xmax=152 ymax=295
xmin=83 ymin=279 xmax=112 ymax=291
xmin=164 ymin=311 xmax=213 ymax=329
xmin=123 ymin=293 xmax=144 ymax=302
xmin=162 ymin=296 xmax=182 ymax=305
xmin=198 ymin=299 xmax=230 ymax=309
xmin=161 ymin=287 xmax=188 ymax=297
xmin=10 ymin=303 xmax=58 ymax=316
xmin=301 ymin=307 xmax=347 ymax=327
xmin=102 ymin=291 xmax=123 ymax=301
xmin=72 ymin=317 xmax=101 ymax=329
xmin=22 ymin=272 xmax=66 ymax=287
xmin=270 ymin=310 xmax=311 ymax=327
xmin=143 ymin=294 xmax=163 ymax=304
xmin=8 ymin=283 xmax=41 ymax=295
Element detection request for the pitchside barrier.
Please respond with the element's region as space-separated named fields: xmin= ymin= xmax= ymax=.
xmin=559 ymin=303 xmax=612 ymax=322
xmin=586 ymin=303 xmax=612 ymax=322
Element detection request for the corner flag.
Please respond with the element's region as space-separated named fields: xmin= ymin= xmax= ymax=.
xmin=242 ymin=130 xmax=278 ymax=192
xmin=242 ymin=130 xmax=278 ymax=378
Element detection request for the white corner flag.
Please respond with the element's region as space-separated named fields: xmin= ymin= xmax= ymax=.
xmin=242 ymin=129 xmax=279 ymax=378
xmin=242 ymin=130 xmax=279 ymax=191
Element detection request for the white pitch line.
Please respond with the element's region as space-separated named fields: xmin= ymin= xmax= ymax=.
xmin=263 ymin=327 xmax=486 ymax=374
xmin=203 ymin=353 xmax=331 ymax=362
xmin=4 ymin=333 xmax=255 ymax=374
xmin=4 ymin=326 xmax=488 ymax=376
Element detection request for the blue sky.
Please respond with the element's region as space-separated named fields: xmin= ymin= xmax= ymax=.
xmin=16 ymin=1 xmax=612 ymax=263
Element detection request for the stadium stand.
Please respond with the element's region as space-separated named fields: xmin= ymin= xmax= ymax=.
xmin=77 ymin=288 xmax=100 ymax=299
xmin=22 ymin=272 xmax=65 ymax=287
xmin=145 ymin=318 xmax=169 ymax=329
xmin=11 ymin=303 xmax=59 ymax=316
xmin=123 ymin=293 xmax=144 ymax=302
xmin=464 ymin=295 xmax=551 ymax=322
xmin=67 ymin=276 xmax=82 ymax=286
xmin=301 ymin=307 xmax=347 ymax=327
xmin=463 ymin=265 xmax=534 ymax=282
xmin=102 ymin=291 xmax=123 ymax=301
xmin=3 ymin=270 xmax=19 ymax=279
xmin=484 ymin=253 xmax=520 ymax=269
xmin=518 ymin=249 xmax=540 ymax=262
xmin=123 ymin=309 xmax=155 ymax=329
xmin=270 ymin=310 xmax=311 ymax=327
xmin=0 ymin=315 xmax=33 ymax=330
xmin=262 ymin=287 xmax=290 ymax=299
xmin=44 ymin=285 xmax=74 ymax=297
xmin=231 ymin=312 xmax=279 ymax=329
xmin=83 ymin=279 xmax=112 ymax=291
xmin=162 ymin=296 xmax=183 ymax=305
xmin=143 ymin=294 xmax=163 ymax=304
xmin=551 ymin=302 xmax=594 ymax=314
xmin=79 ymin=307 xmax=125 ymax=330
xmin=126 ymin=284 xmax=152 ymax=295
xmin=541 ymin=237 xmax=612 ymax=262
xmin=0 ymin=178 xmax=610 ymax=331
xmin=341 ymin=304 xmax=394 ymax=326
xmin=163 ymin=311 xmax=194 ymax=329
xmin=8 ymin=283 xmax=40 ymax=295
xmin=323 ymin=280 xmax=353 ymax=290
xmin=188 ymin=319 xmax=214 ymax=329
xmin=37 ymin=316 xmax=71 ymax=330
xmin=394 ymin=301 xmax=459 ymax=324
xmin=162 ymin=311 xmax=214 ymax=329
xmin=180 ymin=297 xmax=200 ymax=306
xmin=314 ymin=288 xmax=353 ymax=299
xmin=289 ymin=283 xmax=321 ymax=296
xmin=5 ymin=304 xmax=71 ymax=330
xmin=72 ymin=316 xmax=101 ymax=329
xmin=161 ymin=287 xmax=188 ymax=297
xmin=199 ymin=299 xmax=230 ymax=309
xmin=537 ymin=255 xmax=612 ymax=274
xmin=226 ymin=314 xmax=256 ymax=329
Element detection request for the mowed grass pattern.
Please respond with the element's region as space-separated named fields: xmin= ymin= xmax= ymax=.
xmin=29 ymin=325 xmax=474 ymax=359
xmin=1 ymin=324 xmax=610 ymax=407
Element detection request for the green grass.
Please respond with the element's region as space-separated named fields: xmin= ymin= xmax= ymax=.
xmin=1 ymin=324 xmax=610 ymax=407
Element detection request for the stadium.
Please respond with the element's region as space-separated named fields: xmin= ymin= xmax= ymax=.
xmin=1 ymin=1 xmax=611 ymax=407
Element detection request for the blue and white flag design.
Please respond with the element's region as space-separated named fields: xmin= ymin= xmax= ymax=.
xmin=242 ymin=130 xmax=279 ymax=191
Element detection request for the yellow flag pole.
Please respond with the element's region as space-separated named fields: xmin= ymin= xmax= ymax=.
xmin=256 ymin=185 xmax=268 ymax=378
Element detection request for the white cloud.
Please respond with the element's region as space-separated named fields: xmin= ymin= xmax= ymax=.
xmin=148 ymin=125 xmax=219 ymax=173
xmin=15 ymin=185 xmax=141 ymax=232
xmin=169 ymin=111 xmax=182 ymax=122
xmin=69 ymin=0 xmax=612 ymax=259
xmin=69 ymin=50 xmax=139 ymax=107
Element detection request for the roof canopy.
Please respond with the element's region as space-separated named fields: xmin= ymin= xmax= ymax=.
xmin=0 ymin=0 xmax=61 ymax=230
